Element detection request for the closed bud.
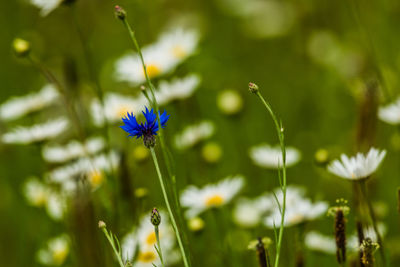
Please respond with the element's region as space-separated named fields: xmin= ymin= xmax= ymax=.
xmin=98 ymin=220 xmax=106 ymax=229
xmin=151 ymin=208 xmax=161 ymax=226
xmin=248 ymin=82 xmax=259 ymax=93
xmin=114 ymin=5 xmax=126 ymax=20
xmin=13 ymin=38 xmax=30 ymax=57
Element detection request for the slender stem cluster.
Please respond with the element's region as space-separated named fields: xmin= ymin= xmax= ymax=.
xmin=249 ymin=83 xmax=287 ymax=267
xmin=154 ymin=225 xmax=165 ymax=267
xmin=120 ymin=16 xmax=179 ymax=208
xmin=150 ymin=148 xmax=190 ymax=267
xmin=116 ymin=7 xmax=191 ymax=267
xmin=99 ymin=221 xmax=126 ymax=267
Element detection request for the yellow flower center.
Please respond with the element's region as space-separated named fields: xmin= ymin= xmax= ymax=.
xmin=88 ymin=170 xmax=104 ymax=188
xmin=137 ymin=251 xmax=157 ymax=263
xmin=53 ymin=247 xmax=68 ymax=265
xmin=288 ymin=214 xmax=304 ymax=225
xmin=145 ymin=64 xmax=161 ymax=78
xmin=33 ymin=192 xmax=48 ymax=207
xmin=172 ymin=45 xmax=186 ymax=59
xmin=146 ymin=231 xmax=157 ymax=246
xmin=117 ymin=106 xmax=130 ymax=119
xmin=205 ymin=194 xmax=224 ymax=207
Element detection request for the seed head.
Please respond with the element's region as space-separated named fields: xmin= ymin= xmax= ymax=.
xmin=115 ymin=5 xmax=126 ymax=20
xmin=334 ymin=209 xmax=346 ymax=264
xmin=151 ymin=208 xmax=161 ymax=226
xmin=248 ymin=82 xmax=259 ymax=93
xmin=360 ymin=238 xmax=379 ymax=266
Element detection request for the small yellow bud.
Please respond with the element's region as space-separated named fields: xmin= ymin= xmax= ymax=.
xmin=13 ymin=38 xmax=30 ymax=57
xmin=201 ymin=142 xmax=223 ymax=163
xmin=188 ymin=217 xmax=205 ymax=232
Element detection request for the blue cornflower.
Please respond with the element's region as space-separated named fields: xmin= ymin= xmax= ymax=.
xmin=120 ymin=106 xmax=170 ymax=148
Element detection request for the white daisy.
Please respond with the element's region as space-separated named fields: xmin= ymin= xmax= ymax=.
xmin=180 ymin=175 xmax=245 ymax=218
xmin=47 ymin=151 xmax=120 ymax=191
xmin=2 ymin=118 xmax=69 ymax=145
xmin=37 ymin=234 xmax=70 ymax=266
xmin=121 ymin=212 xmax=180 ymax=267
xmin=23 ymin=177 xmax=67 ymax=220
xmin=157 ymin=27 xmax=199 ymax=63
xmin=45 ymin=191 xmax=67 ymax=220
xmin=233 ymin=195 xmax=273 ymax=228
xmin=378 ymin=97 xmax=400 ymax=125
xmin=42 ymin=136 xmax=105 ymax=163
xmin=0 ymin=84 xmax=59 ymax=121
xmin=90 ymin=93 xmax=146 ymax=127
xmin=23 ymin=177 xmax=49 ymax=207
xmin=305 ymin=231 xmax=336 ymax=254
xmin=327 ymin=147 xmax=386 ymax=180
xmin=115 ymin=28 xmax=199 ymax=85
xmin=249 ymin=143 xmax=301 ymax=169
xmin=263 ymin=186 xmax=328 ymax=228
xmin=155 ymin=74 xmax=201 ymax=105
xmin=30 ymin=0 xmax=64 ymax=17
xmin=174 ymin=121 xmax=215 ymax=150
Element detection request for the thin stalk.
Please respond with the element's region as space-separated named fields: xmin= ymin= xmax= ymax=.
xmin=119 ymin=14 xmax=180 ymax=212
xmin=119 ymin=14 xmax=189 ymax=258
xmin=150 ymin=147 xmax=190 ymax=267
xmin=254 ymin=90 xmax=287 ymax=267
xmin=359 ymin=180 xmax=386 ymax=265
xmin=155 ymin=225 xmax=165 ymax=267
xmin=100 ymin=227 xmax=125 ymax=267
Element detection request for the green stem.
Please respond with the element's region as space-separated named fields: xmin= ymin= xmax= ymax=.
xmin=119 ymin=14 xmax=189 ymax=257
xmin=150 ymin=148 xmax=191 ymax=267
xmin=254 ymin=91 xmax=287 ymax=267
xmin=119 ymin=16 xmax=180 ymax=208
xmin=155 ymin=226 xmax=165 ymax=267
xmin=101 ymin=228 xmax=125 ymax=267
xmin=359 ymin=180 xmax=386 ymax=265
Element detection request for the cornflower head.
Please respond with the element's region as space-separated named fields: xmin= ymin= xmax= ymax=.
xmin=120 ymin=106 xmax=169 ymax=148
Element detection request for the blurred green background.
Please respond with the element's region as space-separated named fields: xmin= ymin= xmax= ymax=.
xmin=1 ymin=0 xmax=400 ymax=266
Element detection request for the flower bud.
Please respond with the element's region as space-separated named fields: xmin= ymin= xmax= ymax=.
xmin=248 ymin=82 xmax=259 ymax=93
xmin=151 ymin=208 xmax=161 ymax=226
xmin=314 ymin=148 xmax=329 ymax=166
xmin=13 ymin=38 xmax=30 ymax=57
xmin=98 ymin=220 xmax=106 ymax=229
xmin=114 ymin=5 xmax=126 ymax=20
